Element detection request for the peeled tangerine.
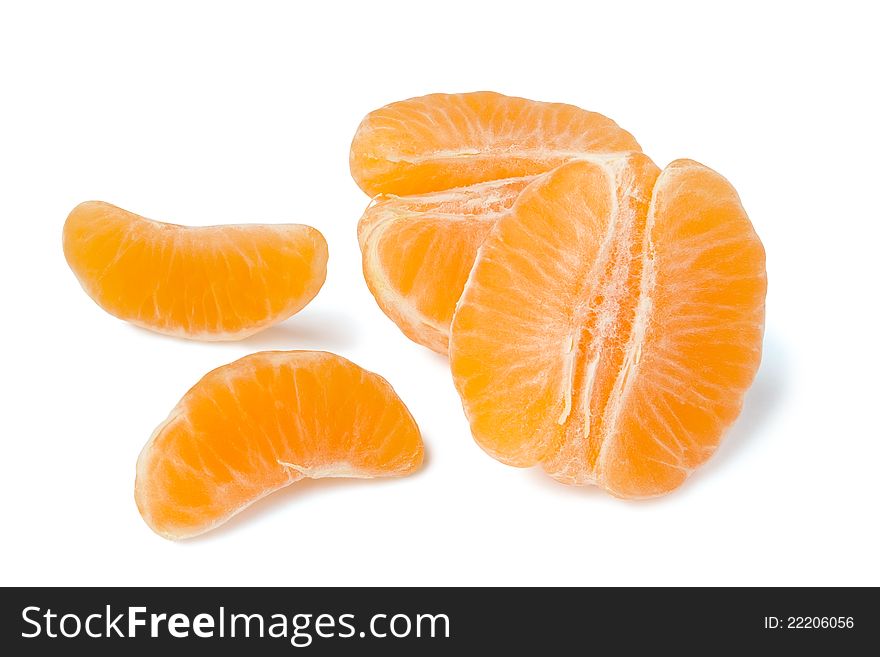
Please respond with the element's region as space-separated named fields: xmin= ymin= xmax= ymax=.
xmin=352 ymin=91 xmax=641 ymax=352
xmin=63 ymin=201 xmax=328 ymax=340
xmin=450 ymin=154 xmax=767 ymax=498
xmin=135 ymin=351 xmax=424 ymax=539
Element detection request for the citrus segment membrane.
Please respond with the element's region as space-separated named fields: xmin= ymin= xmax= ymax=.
xmin=63 ymin=201 xmax=328 ymax=340
xmin=350 ymin=91 xmax=641 ymax=197
xmin=450 ymin=155 xmax=766 ymax=497
xmin=358 ymin=176 xmax=534 ymax=352
xmin=350 ymin=92 xmax=643 ymax=352
xmin=135 ymin=351 xmax=424 ymax=539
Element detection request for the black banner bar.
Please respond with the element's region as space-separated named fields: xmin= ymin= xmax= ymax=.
xmin=1 ymin=587 xmax=874 ymax=654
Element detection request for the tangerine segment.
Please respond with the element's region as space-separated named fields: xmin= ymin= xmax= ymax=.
xmin=350 ymin=91 xmax=641 ymax=197
xmin=450 ymin=156 xmax=766 ymax=498
xmin=358 ymin=176 xmax=534 ymax=353
xmin=135 ymin=351 xmax=424 ymax=539
xmin=63 ymin=201 xmax=328 ymax=340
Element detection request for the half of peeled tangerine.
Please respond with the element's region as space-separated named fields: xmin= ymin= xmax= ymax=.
xmin=135 ymin=350 xmax=424 ymax=539
xmin=63 ymin=201 xmax=328 ymax=340
xmin=450 ymin=153 xmax=767 ymax=498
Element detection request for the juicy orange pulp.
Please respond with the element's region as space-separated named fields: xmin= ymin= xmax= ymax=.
xmin=63 ymin=201 xmax=328 ymax=340
xmin=135 ymin=351 xmax=424 ymax=539
xmin=351 ymin=91 xmax=642 ymax=351
xmin=351 ymin=91 xmax=641 ymax=197
xmin=450 ymin=154 xmax=766 ymax=497
xmin=358 ymin=176 xmax=534 ymax=352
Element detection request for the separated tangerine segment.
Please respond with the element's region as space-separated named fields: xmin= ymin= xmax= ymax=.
xmin=63 ymin=201 xmax=328 ymax=340
xmin=135 ymin=351 xmax=424 ymax=539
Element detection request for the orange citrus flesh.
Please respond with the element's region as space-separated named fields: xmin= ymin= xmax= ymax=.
xmin=350 ymin=91 xmax=641 ymax=197
xmin=63 ymin=201 xmax=328 ymax=340
xmin=135 ymin=351 xmax=424 ymax=539
xmin=352 ymin=91 xmax=642 ymax=351
xmin=449 ymin=154 xmax=766 ymax=498
xmin=358 ymin=176 xmax=534 ymax=353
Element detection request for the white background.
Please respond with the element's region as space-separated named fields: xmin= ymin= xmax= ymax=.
xmin=1 ymin=1 xmax=877 ymax=586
